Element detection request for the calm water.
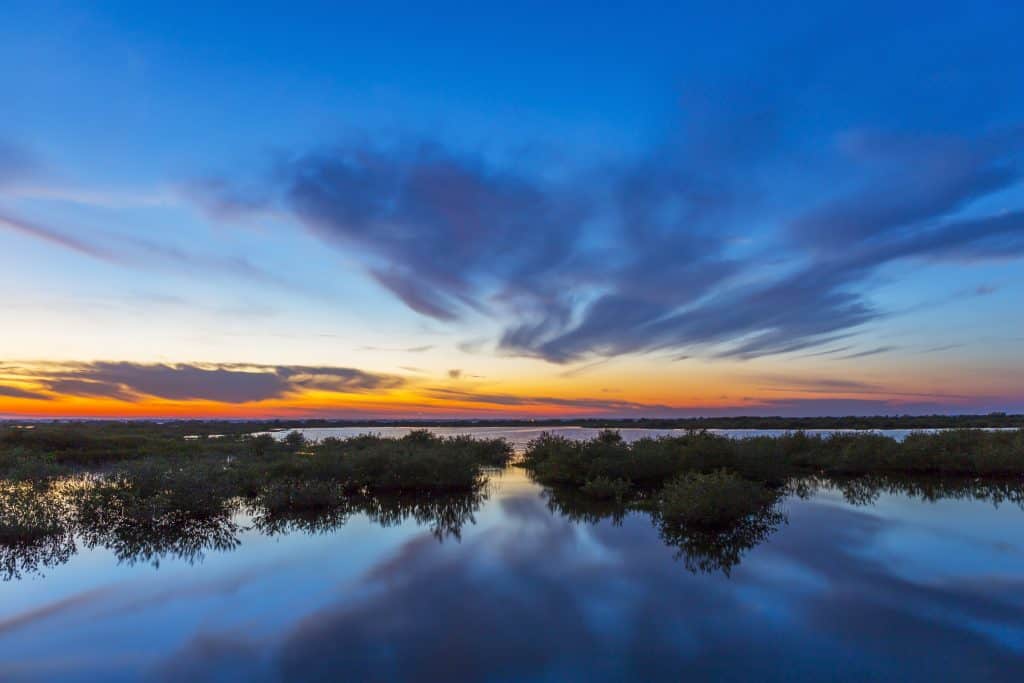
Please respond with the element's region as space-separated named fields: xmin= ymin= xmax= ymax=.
xmin=2 ymin=465 xmax=1024 ymax=681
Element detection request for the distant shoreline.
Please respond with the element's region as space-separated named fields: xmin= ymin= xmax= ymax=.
xmin=3 ymin=414 xmax=1022 ymax=432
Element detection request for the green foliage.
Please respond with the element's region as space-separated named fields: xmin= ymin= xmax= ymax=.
xmin=0 ymin=422 xmax=1021 ymax=580
xmin=580 ymin=476 xmax=631 ymax=501
xmin=0 ymin=482 xmax=76 ymax=579
xmin=260 ymin=479 xmax=346 ymax=513
xmin=657 ymin=470 xmax=777 ymax=529
xmin=0 ymin=426 xmax=513 ymax=574
xmin=282 ymin=430 xmax=307 ymax=451
xmin=523 ymin=429 xmax=1024 ymax=499
xmin=0 ymin=425 xmax=513 ymax=492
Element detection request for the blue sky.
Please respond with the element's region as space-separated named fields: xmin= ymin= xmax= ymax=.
xmin=1 ymin=1 xmax=1022 ymax=417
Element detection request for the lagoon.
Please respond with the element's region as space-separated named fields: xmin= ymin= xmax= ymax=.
xmin=2 ymin=462 xmax=1023 ymax=682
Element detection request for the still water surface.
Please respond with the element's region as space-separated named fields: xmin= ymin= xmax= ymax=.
xmin=1 ymin=433 xmax=1023 ymax=681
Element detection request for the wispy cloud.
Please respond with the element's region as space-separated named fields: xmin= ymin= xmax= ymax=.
xmin=422 ymin=387 xmax=677 ymax=413
xmin=2 ymin=362 xmax=405 ymax=404
xmin=831 ymin=346 xmax=899 ymax=360
xmin=0 ymin=210 xmax=310 ymax=295
xmin=796 ymin=345 xmax=855 ymax=359
xmin=191 ymin=123 xmax=1024 ymax=366
xmin=921 ymin=343 xmax=965 ymax=353
xmin=0 ymin=384 xmax=51 ymax=401
xmin=0 ymin=211 xmax=119 ymax=262
xmin=753 ymin=376 xmax=881 ymax=392
xmin=751 ymin=374 xmax=970 ymax=400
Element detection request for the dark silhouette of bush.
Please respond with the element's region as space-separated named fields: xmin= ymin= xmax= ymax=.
xmin=657 ymin=470 xmax=777 ymax=529
xmin=522 ymin=429 xmax=1024 ymax=499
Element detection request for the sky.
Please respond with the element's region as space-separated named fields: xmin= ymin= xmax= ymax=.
xmin=1 ymin=1 xmax=1023 ymax=419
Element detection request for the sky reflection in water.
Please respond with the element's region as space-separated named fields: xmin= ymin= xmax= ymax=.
xmin=1 ymin=468 xmax=1024 ymax=682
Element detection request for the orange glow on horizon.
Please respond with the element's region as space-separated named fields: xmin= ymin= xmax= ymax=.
xmin=0 ymin=358 xmax=1009 ymax=419
xmin=0 ymin=385 xmax=987 ymax=420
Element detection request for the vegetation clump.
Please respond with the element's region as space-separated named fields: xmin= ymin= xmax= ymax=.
xmin=0 ymin=427 xmax=511 ymax=575
xmin=522 ymin=428 xmax=1024 ymax=500
xmin=1 ymin=422 xmax=1022 ymax=579
xmin=0 ymin=482 xmax=76 ymax=579
xmin=580 ymin=476 xmax=632 ymax=501
xmin=0 ymin=425 xmax=513 ymax=492
xmin=657 ymin=470 xmax=777 ymax=529
xmin=519 ymin=428 xmax=1023 ymax=574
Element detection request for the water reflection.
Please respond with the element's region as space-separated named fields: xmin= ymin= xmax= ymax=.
xmin=1 ymin=469 xmax=1024 ymax=681
xmin=251 ymin=488 xmax=487 ymax=540
xmin=540 ymin=482 xmax=787 ymax=575
xmin=812 ymin=475 xmax=1024 ymax=508
xmin=207 ymin=488 xmax=1024 ymax=682
xmin=0 ymin=478 xmax=492 ymax=580
xmin=3 ymin=472 xmax=1022 ymax=582
xmin=0 ymin=483 xmax=75 ymax=580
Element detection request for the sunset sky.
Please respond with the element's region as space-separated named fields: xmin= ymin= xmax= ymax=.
xmin=1 ymin=1 xmax=1023 ymax=418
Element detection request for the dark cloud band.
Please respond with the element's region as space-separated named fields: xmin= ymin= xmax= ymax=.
xmin=3 ymin=362 xmax=405 ymax=404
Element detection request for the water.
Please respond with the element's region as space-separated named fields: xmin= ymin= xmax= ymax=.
xmin=264 ymin=425 xmax=953 ymax=451
xmin=2 ymin=468 xmax=1023 ymax=681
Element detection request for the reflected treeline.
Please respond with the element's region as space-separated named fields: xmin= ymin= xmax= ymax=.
xmin=0 ymin=429 xmax=511 ymax=579
xmin=539 ymin=473 xmax=1024 ymax=576
xmin=3 ymin=472 xmax=1024 ymax=581
xmin=0 ymin=477 xmax=489 ymax=581
xmin=0 ymin=482 xmax=76 ymax=581
xmin=518 ymin=428 xmax=1024 ymax=575
xmin=251 ymin=486 xmax=486 ymax=541
xmin=541 ymin=481 xmax=787 ymax=576
xmin=795 ymin=474 xmax=1024 ymax=508
xmin=655 ymin=505 xmax=786 ymax=577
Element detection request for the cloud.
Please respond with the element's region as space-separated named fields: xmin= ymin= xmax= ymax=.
xmin=270 ymin=143 xmax=590 ymax=323
xmin=723 ymin=397 xmax=980 ymax=417
xmin=177 ymin=177 xmax=270 ymax=221
xmin=0 ymin=211 xmax=312 ymax=296
xmin=921 ymin=344 xmax=965 ymax=353
xmin=750 ymin=375 xmax=970 ymax=401
xmin=194 ymin=137 xmax=768 ymax=363
xmin=753 ymin=376 xmax=881 ymax=393
xmin=359 ymin=344 xmax=434 ymax=353
xmin=0 ymin=211 xmax=119 ymax=262
xmin=0 ymin=384 xmax=51 ymax=401
xmin=188 ymin=97 xmax=1024 ymax=365
xmin=831 ymin=346 xmax=899 ymax=360
xmin=797 ymin=346 xmax=855 ymax=358
xmin=422 ymin=387 xmax=677 ymax=414
xmin=149 ymin=491 xmax=1024 ymax=682
xmin=196 ymin=125 xmax=1021 ymax=366
xmin=790 ymin=128 xmax=1024 ymax=250
xmin=4 ymin=362 xmax=404 ymax=404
